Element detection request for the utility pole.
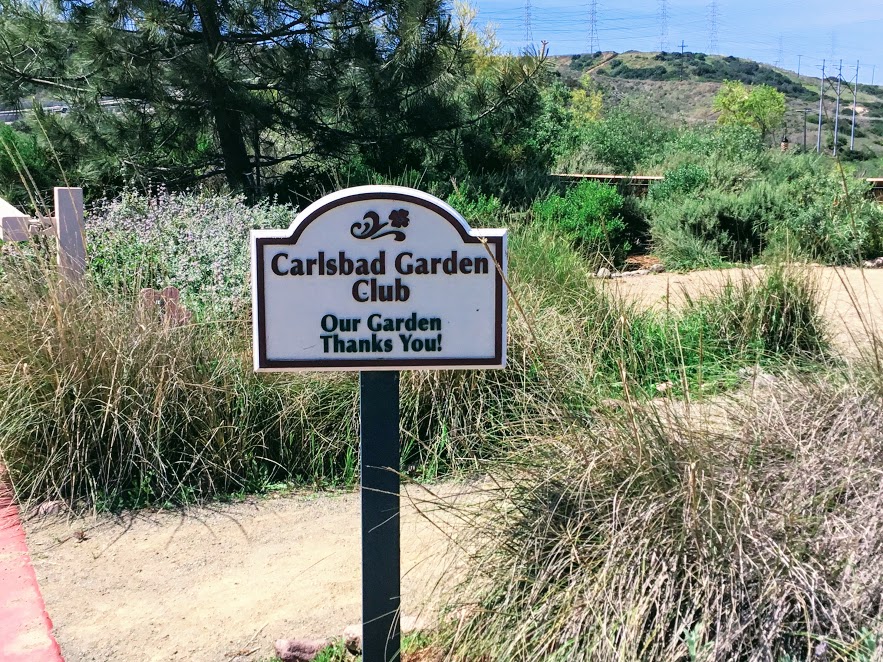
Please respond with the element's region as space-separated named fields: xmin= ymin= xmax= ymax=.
xmin=873 ymin=65 xmax=877 ymax=87
xmin=803 ymin=108 xmax=809 ymax=151
xmin=797 ymin=55 xmax=802 ymax=81
xmin=680 ymin=40 xmax=687 ymax=55
xmin=588 ymin=0 xmax=600 ymax=54
xmin=817 ymin=60 xmax=825 ymax=153
xmin=833 ymin=59 xmax=843 ymax=157
xmin=850 ymin=61 xmax=859 ymax=151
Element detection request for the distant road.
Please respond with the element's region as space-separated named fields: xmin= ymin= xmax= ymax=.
xmin=1 ymin=105 xmax=69 ymax=125
xmin=2 ymin=101 xmax=120 ymax=125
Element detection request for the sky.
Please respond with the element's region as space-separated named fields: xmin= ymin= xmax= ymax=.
xmin=471 ymin=0 xmax=883 ymax=84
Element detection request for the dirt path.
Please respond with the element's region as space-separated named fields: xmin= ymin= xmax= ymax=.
xmin=603 ymin=266 xmax=883 ymax=354
xmin=24 ymin=484 xmax=475 ymax=661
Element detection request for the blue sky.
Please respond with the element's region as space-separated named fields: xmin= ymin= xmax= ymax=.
xmin=471 ymin=0 xmax=883 ymax=84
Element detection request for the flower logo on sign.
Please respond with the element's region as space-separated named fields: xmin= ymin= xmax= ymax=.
xmin=351 ymin=209 xmax=409 ymax=242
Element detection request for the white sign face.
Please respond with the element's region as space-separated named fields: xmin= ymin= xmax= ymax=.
xmin=251 ymin=186 xmax=507 ymax=371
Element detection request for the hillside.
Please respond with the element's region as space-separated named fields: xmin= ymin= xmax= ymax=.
xmin=553 ymin=51 xmax=883 ymax=165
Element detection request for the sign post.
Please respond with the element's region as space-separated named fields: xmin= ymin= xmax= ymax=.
xmin=251 ymin=186 xmax=507 ymax=661
xmin=360 ymin=371 xmax=401 ymax=660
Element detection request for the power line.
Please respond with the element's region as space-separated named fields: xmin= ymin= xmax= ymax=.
xmin=587 ymin=0 xmax=600 ymax=54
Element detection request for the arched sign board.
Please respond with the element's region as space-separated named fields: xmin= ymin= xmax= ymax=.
xmin=251 ymin=185 xmax=507 ymax=371
xmin=250 ymin=186 xmax=507 ymax=662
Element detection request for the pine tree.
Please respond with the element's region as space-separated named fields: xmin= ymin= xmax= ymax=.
xmin=0 ymin=0 xmax=547 ymax=196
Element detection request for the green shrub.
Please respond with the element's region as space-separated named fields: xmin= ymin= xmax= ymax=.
xmin=563 ymin=107 xmax=675 ymax=174
xmin=647 ymin=184 xmax=784 ymax=269
xmin=532 ymin=181 xmax=629 ymax=263
xmin=763 ymin=160 xmax=883 ymax=263
xmin=510 ymin=227 xmax=827 ymax=398
xmin=645 ymin=151 xmax=883 ymax=269
xmin=685 ymin=267 xmax=827 ymax=356
xmin=584 ymin=267 xmax=827 ymax=398
xmin=647 ymin=163 xmax=709 ymax=202
xmin=446 ymin=184 xmax=505 ymax=227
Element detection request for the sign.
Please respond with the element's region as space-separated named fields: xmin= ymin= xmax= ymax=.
xmin=251 ymin=186 xmax=508 ymax=662
xmin=251 ymin=185 xmax=507 ymax=371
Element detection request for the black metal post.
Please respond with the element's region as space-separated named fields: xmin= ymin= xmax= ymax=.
xmin=359 ymin=371 xmax=401 ymax=662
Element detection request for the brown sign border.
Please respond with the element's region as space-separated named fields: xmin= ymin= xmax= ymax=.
xmin=253 ymin=190 xmax=506 ymax=370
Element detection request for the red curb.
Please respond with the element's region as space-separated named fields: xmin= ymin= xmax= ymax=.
xmin=0 ymin=470 xmax=63 ymax=661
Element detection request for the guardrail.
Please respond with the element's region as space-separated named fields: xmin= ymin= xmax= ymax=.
xmin=550 ymin=173 xmax=664 ymax=197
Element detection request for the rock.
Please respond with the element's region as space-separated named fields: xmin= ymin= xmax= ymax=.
xmin=274 ymin=638 xmax=329 ymax=662
xmin=343 ymin=624 xmax=362 ymax=654
xmin=655 ymin=381 xmax=674 ymax=394
xmin=35 ymin=500 xmax=66 ymax=517
xmin=752 ymin=264 xmax=767 ymax=270
xmin=343 ymin=616 xmax=427 ymax=654
xmin=649 ymin=263 xmax=666 ymax=274
xmin=596 ymin=267 xmax=612 ymax=279
xmin=738 ymin=366 xmax=776 ymax=386
xmin=863 ymin=256 xmax=883 ymax=269
xmin=620 ymin=269 xmax=650 ymax=278
xmin=401 ymin=615 xmax=427 ymax=634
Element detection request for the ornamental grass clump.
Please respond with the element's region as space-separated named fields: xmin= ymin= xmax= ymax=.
xmin=440 ymin=377 xmax=883 ymax=660
xmin=0 ymin=251 xmax=343 ymax=508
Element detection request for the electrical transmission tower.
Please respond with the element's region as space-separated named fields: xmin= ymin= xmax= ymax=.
xmin=524 ymin=0 xmax=533 ymax=45
xmin=659 ymin=0 xmax=669 ymax=52
xmin=707 ymin=1 xmax=719 ymax=54
xmin=775 ymin=35 xmax=784 ymax=68
xmin=587 ymin=0 xmax=600 ymax=54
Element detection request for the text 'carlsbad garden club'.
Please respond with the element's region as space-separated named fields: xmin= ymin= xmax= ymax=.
xmin=268 ymin=248 xmax=491 ymax=302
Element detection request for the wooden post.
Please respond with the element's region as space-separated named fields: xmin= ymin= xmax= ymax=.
xmin=54 ymin=187 xmax=85 ymax=282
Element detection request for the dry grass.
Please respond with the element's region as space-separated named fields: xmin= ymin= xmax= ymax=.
xmin=437 ymin=372 xmax=883 ymax=660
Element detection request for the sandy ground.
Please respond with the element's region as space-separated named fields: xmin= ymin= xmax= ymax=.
xmin=25 ymin=484 xmax=475 ymax=661
xmin=22 ymin=266 xmax=883 ymax=661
